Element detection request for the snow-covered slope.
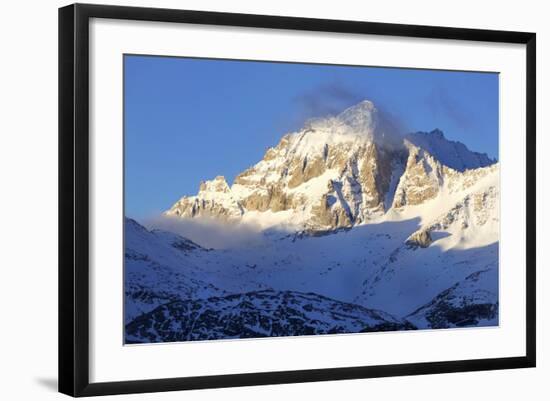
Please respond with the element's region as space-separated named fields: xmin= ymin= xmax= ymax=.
xmin=406 ymin=268 xmax=498 ymax=329
xmin=124 ymin=218 xmax=224 ymax=323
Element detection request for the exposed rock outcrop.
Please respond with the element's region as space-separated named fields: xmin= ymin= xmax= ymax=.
xmin=405 ymin=229 xmax=433 ymax=248
xmin=167 ymin=176 xmax=243 ymax=220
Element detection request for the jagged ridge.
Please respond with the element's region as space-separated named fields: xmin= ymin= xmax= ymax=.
xmin=126 ymin=289 xmax=416 ymax=343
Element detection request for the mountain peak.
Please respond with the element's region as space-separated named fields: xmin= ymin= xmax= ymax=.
xmin=405 ymin=130 xmax=495 ymax=172
xmin=335 ymin=99 xmax=377 ymax=132
xmin=301 ymin=99 xmax=402 ymax=152
xmin=199 ymin=176 xmax=230 ymax=194
xmin=338 ymin=99 xmax=376 ymax=117
xmin=429 ymin=128 xmax=445 ymax=139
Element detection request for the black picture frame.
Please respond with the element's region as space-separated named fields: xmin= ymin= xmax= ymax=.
xmin=59 ymin=3 xmax=536 ymax=397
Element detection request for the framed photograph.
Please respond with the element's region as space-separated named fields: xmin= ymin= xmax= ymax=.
xmin=59 ymin=3 xmax=536 ymax=397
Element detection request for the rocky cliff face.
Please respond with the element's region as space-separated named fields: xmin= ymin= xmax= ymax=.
xmin=168 ymin=176 xmax=243 ymax=220
xmin=165 ymin=100 xmax=496 ymax=232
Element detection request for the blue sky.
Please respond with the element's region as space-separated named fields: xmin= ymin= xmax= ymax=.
xmin=125 ymin=55 xmax=499 ymax=220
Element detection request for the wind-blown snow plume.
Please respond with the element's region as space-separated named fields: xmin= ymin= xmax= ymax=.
xmin=294 ymin=83 xmax=365 ymax=119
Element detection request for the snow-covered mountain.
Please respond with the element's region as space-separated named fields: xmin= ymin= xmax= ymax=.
xmin=126 ymin=290 xmax=414 ymax=343
xmin=165 ymin=100 xmax=496 ymax=233
xmin=126 ymin=99 xmax=499 ymax=343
